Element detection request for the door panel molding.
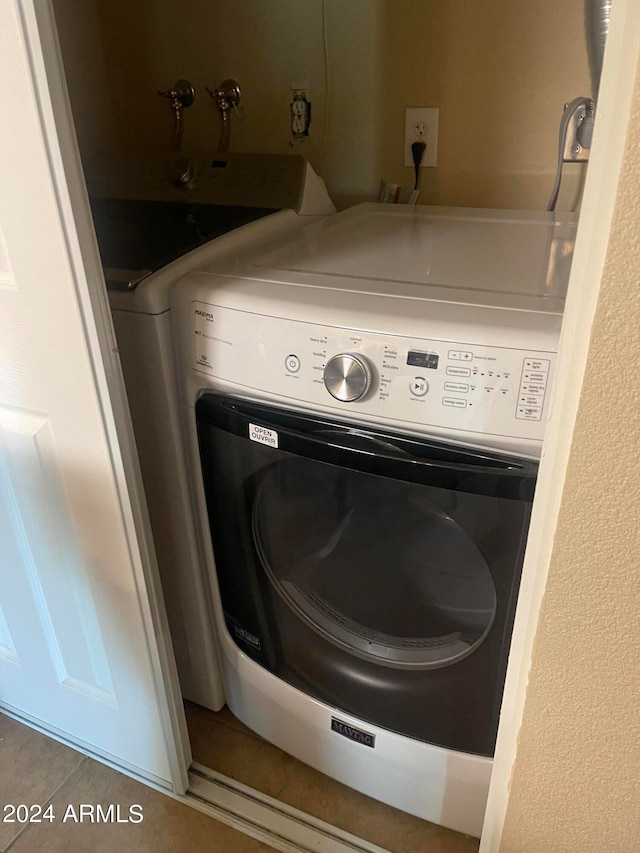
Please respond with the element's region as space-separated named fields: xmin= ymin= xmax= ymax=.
xmin=0 ymin=409 xmax=118 ymax=704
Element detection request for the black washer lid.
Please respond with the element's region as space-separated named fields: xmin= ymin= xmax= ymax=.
xmin=90 ymin=197 xmax=274 ymax=274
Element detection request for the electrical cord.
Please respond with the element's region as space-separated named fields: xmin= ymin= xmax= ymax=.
xmin=318 ymin=0 xmax=330 ymax=175
xmin=411 ymin=141 xmax=426 ymax=191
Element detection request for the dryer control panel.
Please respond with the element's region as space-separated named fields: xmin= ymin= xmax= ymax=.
xmin=190 ymin=302 xmax=556 ymax=444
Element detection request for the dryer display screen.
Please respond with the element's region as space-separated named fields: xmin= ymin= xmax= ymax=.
xmin=407 ymin=350 xmax=439 ymax=369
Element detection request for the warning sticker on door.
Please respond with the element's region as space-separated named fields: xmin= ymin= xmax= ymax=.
xmin=249 ymin=423 xmax=278 ymax=448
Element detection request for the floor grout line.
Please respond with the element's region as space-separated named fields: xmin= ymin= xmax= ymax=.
xmin=2 ymin=756 xmax=88 ymax=853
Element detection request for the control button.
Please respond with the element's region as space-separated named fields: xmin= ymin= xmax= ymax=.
xmin=409 ymin=377 xmax=429 ymax=397
xmin=516 ymin=405 xmax=543 ymax=421
xmin=443 ymin=397 xmax=468 ymax=408
xmin=519 ymin=394 xmax=544 ymax=407
xmin=446 ymin=366 xmax=471 ymax=377
xmin=520 ymin=382 xmax=546 ymax=395
xmin=448 ymin=350 xmax=473 ymax=362
xmin=444 ymin=381 xmax=469 ymax=393
xmin=522 ymin=371 xmax=547 ymax=384
xmin=285 ymin=354 xmax=301 ymax=373
xmin=524 ymin=358 xmax=550 ymax=373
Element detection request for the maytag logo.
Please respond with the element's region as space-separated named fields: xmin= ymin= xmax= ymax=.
xmin=195 ymin=308 xmax=214 ymax=321
xmin=331 ymin=717 xmax=375 ymax=748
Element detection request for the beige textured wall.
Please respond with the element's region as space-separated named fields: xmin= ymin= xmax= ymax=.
xmin=51 ymin=0 xmax=117 ymax=161
xmin=378 ymin=0 xmax=590 ymax=210
xmin=54 ymin=0 xmax=590 ymax=210
xmin=499 ymin=65 xmax=640 ymax=852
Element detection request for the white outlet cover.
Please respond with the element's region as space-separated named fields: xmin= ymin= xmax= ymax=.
xmin=404 ymin=107 xmax=439 ymax=168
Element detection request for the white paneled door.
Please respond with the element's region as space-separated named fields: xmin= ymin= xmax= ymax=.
xmin=0 ymin=1 xmax=181 ymax=787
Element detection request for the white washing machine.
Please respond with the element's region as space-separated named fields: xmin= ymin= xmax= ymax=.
xmin=87 ymin=151 xmax=334 ymax=708
xmin=172 ymin=203 xmax=577 ymax=837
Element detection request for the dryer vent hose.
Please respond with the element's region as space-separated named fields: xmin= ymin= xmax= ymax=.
xmin=584 ymin=0 xmax=613 ymax=102
xmin=547 ymin=2 xmax=612 ymax=210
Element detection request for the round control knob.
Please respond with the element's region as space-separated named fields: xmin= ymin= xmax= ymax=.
xmin=324 ymin=353 xmax=372 ymax=402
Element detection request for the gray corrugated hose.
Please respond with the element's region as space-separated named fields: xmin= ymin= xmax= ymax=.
xmin=547 ymin=1 xmax=612 ymax=210
xmin=584 ymin=0 xmax=613 ymax=101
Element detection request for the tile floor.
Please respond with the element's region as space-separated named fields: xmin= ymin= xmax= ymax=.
xmin=1 ymin=708 xmax=481 ymax=853
xmin=186 ymin=702 xmax=480 ymax=853
xmin=0 ymin=713 xmax=274 ymax=853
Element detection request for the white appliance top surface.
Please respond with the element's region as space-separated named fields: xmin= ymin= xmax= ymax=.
xmin=213 ymin=203 xmax=578 ymax=314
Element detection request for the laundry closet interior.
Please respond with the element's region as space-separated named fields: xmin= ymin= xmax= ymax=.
xmin=52 ymin=1 xmax=593 ymax=848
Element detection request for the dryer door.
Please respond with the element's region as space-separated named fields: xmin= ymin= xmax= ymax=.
xmin=252 ymin=455 xmax=496 ymax=669
xmin=196 ymin=394 xmax=537 ymax=755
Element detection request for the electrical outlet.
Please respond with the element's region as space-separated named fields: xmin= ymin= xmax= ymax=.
xmin=404 ymin=107 xmax=439 ymax=167
xmin=291 ymin=89 xmax=311 ymax=138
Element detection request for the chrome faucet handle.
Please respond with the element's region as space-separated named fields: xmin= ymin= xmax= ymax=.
xmin=205 ymin=79 xmax=242 ymax=113
xmin=157 ymin=79 xmax=196 ymax=111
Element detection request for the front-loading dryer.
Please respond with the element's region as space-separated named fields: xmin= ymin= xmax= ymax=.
xmin=172 ymin=203 xmax=577 ymax=837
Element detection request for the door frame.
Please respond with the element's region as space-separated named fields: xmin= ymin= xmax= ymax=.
xmin=481 ymin=0 xmax=640 ymax=848
xmin=24 ymin=0 xmax=640 ymax=846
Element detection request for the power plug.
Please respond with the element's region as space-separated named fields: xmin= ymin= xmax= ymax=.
xmin=404 ymin=108 xmax=438 ymax=167
xmin=411 ymin=140 xmax=426 ymax=190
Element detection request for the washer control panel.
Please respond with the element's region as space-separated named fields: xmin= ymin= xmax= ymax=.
xmin=86 ymin=151 xmax=307 ymax=211
xmin=191 ymin=302 xmax=556 ymax=441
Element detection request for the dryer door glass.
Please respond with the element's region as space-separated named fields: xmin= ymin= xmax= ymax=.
xmin=252 ymin=457 xmax=496 ymax=668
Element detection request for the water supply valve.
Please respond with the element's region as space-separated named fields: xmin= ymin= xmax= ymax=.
xmin=157 ymin=78 xmax=195 ymax=151
xmin=205 ymin=79 xmax=242 ymax=153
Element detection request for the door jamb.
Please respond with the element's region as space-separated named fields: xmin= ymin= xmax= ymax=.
xmin=480 ymin=0 xmax=640 ymax=848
